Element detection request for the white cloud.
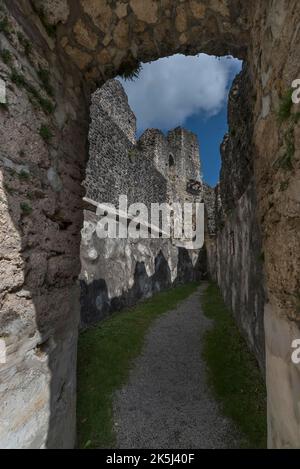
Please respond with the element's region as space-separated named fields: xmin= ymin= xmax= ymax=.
xmin=118 ymin=54 xmax=242 ymax=133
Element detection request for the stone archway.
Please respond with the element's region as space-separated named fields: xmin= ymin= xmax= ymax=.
xmin=0 ymin=0 xmax=299 ymax=448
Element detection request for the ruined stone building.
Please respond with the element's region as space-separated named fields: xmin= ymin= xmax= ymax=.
xmin=0 ymin=0 xmax=299 ymax=449
xmin=81 ymin=79 xmax=208 ymax=326
xmin=81 ymin=71 xmax=266 ymax=372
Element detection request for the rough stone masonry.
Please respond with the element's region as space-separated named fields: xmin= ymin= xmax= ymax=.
xmin=0 ymin=0 xmax=299 ymax=449
xmin=80 ymin=79 xmax=209 ymax=326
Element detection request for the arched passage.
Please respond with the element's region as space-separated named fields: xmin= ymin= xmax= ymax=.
xmin=0 ymin=0 xmax=299 ymax=449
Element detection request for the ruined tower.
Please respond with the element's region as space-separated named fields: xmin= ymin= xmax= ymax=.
xmin=81 ymin=79 xmax=205 ymax=325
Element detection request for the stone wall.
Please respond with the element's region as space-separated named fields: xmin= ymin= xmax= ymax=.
xmin=85 ymin=80 xmax=168 ymax=207
xmin=249 ymin=0 xmax=300 ymax=447
xmin=219 ymin=65 xmax=254 ymax=213
xmin=0 ymin=0 xmax=88 ymax=448
xmin=206 ymin=65 xmax=266 ymax=371
xmin=81 ymin=212 xmax=199 ymax=326
xmin=207 ymin=181 xmax=266 ymax=370
xmin=202 ymin=182 xmax=216 ymax=235
xmin=81 ymin=79 xmax=205 ymax=326
xmin=85 ymin=79 xmax=202 ymax=208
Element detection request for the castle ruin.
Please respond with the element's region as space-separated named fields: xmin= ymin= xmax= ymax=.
xmin=0 ymin=0 xmax=299 ymax=449
xmin=80 ymin=73 xmax=266 ymax=373
xmin=81 ymin=79 xmax=210 ymax=326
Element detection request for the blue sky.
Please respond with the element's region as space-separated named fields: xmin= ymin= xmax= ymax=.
xmin=184 ymin=106 xmax=229 ymax=186
xmin=119 ymin=54 xmax=242 ymax=187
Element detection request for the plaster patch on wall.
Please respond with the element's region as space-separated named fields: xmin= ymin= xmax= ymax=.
xmin=0 ymin=79 xmax=6 ymax=104
xmin=0 ymin=339 xmax=6 ymax=364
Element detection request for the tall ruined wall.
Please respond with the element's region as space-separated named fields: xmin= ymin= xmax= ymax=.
xmin=219 ymin=65 xmax=254 ymax=212
xmin=202 ymin=182 xmax=216 ymax=235
xmin=85 ymin=80 xmax=202 ymax=208
xmin=81 ymin=80 xmax=204 ymax=326
xmin=85 ymin=80 xmax=168 ymax=207
xmin=210 ymin=182 xmax=266 ymax=369
xmin=249 ymin=0 xmax=300 ymax=448
xmin=207 ymin=65 xmax=266 ymax=370
xmin=0 ymin=0 xmax=88 ymax=448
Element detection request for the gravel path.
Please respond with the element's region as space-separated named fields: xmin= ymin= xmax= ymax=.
xmin=113 ymin=284 xmax=240 ymax=449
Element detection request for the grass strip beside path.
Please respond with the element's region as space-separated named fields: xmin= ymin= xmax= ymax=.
xmin=202 ymin=282 xmax=267 ymax=448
